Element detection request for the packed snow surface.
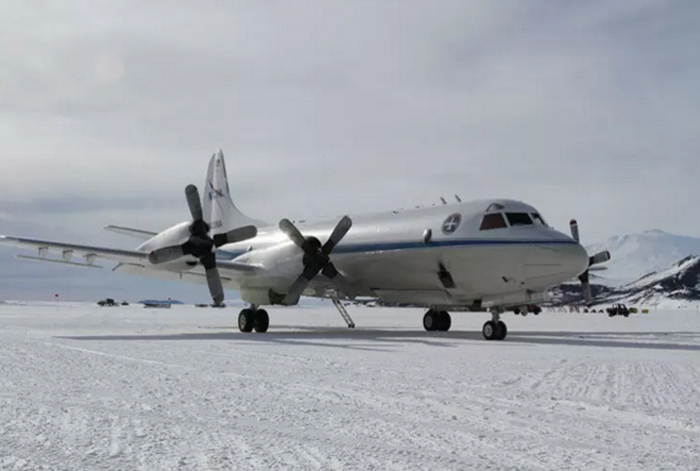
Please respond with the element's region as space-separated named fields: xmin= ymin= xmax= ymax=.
xmin=2 ymin=304 xmax=700 ymax=471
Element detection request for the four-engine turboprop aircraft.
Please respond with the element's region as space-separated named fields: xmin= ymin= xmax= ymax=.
xmin=0 ymin=150 xmax=611 ymax=340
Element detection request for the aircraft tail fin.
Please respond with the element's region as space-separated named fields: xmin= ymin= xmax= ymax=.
xmin=203 ymin=149 xmax=263 ymax=235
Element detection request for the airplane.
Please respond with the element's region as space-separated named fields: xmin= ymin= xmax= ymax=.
xmin=0 ymin=150 xmax=610 ymax=341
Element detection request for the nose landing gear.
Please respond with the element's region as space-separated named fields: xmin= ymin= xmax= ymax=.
xmin=423 ymin=309 xmax=452 ymax=332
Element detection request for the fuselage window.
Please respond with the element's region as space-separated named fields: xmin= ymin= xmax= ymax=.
xmin=505 ymin=213 xmax=533 ymax=226
xmin=531 ymin=213 xmax=547 ymax=225
xmin=479 ymin=213 xmax=508 ymax=230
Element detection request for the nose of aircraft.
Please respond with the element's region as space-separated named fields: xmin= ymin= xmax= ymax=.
xmin=545 ymin=228 xmax=589 ymax=279
xmin=568 ymin=241 xmax=590 ymax=278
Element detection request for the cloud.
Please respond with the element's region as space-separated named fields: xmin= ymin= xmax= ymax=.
xmin=1 ymin=0 xmax=699 ymax=298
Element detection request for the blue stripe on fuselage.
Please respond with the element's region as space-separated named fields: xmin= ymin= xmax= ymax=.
xmin=215 ymin=238 xmax=577 ymax=261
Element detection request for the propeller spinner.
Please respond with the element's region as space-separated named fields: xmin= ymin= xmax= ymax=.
xmin=148 ymin=184 xmax=257 ymax=305
xmin=570 ymin=219 xmax=611 ymax=306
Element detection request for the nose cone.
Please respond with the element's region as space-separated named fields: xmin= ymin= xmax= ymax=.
xmin=543 ymin=228 xmax=589 ymax=279
xmin=568 ymin=242 xmax=590 ymax=278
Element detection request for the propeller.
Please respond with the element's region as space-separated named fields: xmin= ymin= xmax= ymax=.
xmin=148 ymin=184 xmax=257 ymax=305
xmin=570 ymin=219 xmax=611 ymax=306
xmin=279 ymin=216 xmax=356 ymax=304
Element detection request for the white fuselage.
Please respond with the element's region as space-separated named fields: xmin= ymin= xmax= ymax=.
xmin=134 ymin=198 xmax=588 ymax=308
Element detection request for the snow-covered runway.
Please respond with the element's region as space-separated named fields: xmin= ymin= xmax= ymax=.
xmin=1 ymin=304 xmax=699 ymax=470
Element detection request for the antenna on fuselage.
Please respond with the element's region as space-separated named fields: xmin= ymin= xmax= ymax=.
xmin=454 ymin=194 xmax=462 ymax=203
xmin=440 ymin=197 xmax=447 ymax=205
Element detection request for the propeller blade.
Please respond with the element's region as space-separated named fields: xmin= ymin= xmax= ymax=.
xmin=200 ymin=252 xmax=224 ymax=305
xmin=185 ymin=184 xmax=204 ymax=222
xmin=579 ymin=270 xmax=592 ymax=306
xmin=284 ymin=275 xmax=311 ymax=305
xmin=322 ymin=216 xmax=352 ymax=255
xmin=569 ymin=219 xmax=580 ymax=243
xmin=148 ymin=245 xmax=185 ymax=265
xmin=581 ymin=279 xmax=592 ymax=306
xmin=205 ymin=267 xmax=224 ymax=305
xmin=213 ymin=225 xmax=258 ymax=247
xmin=589 ymin=250 xmax=611 ymax=266
xmin=321 ymin=265 xmax=356 ymax=299
xmin=279 ymin=218 xmax=307 ymax=249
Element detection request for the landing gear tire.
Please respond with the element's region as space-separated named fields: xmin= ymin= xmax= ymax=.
xmin=254 ymin=309 xmax=270 ymax=333
xmin=495 ymin=320 xmax=507 ymax=340
xmin=423 ymin=310 xmax=438 ymax=331
xmin=238 ymin=308 xmax=255 ymax=333
xmin=482 ymin=320 xmax=508 ymax=341
xmin=482 ymin=320 xmax=496 ymax=340
xmin=437 ymin=311 xmax=451 ymax=332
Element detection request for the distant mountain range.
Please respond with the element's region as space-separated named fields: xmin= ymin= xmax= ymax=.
xmin=554 ymin=229 xmax=700 ymax=308
xmin=585 ymin=229 xmax=700 ymax=286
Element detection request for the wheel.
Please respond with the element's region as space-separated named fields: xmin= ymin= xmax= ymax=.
xmin=238 ymin=308 xmax=254 ymax=333
xmin=423 ymin=310 xmax=438 ymax=331
xmin=623 ymin=312 xmax=629 ymax=318
xmin=495 ymin=320 xmax=507 ymax=340
xmin=482 ymin=320 xmax=497 ymax=340
xmin=436 ymin=311 xmax=451 ymax=332
xmin=254 ymin=309 xmax=270 ymax=332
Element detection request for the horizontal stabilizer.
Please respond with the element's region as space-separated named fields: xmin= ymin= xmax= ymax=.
xmin=104 ymin=225 xmax=158 ymax=240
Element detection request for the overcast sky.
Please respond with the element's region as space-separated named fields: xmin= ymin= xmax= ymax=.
xmin=1 ymin=0 xmax=699 ymax=301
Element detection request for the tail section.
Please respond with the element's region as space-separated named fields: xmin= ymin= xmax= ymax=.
xmin=203 ymin=149 xmax=263 ymax=235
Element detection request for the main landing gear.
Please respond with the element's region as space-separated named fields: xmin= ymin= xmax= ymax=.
xmin=423 ymin=309 xmax=452 ymax=332
xmin=482 ymin=309 xmax=507 ymax=341
xmin=238 ymin=307 xmax=269 ymax=333
xmin=422 ymin=308 xmax=508 ymax=340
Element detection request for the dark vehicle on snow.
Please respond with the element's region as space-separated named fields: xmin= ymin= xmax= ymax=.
xmin=606 ymin=303 xmax=630 ymax=317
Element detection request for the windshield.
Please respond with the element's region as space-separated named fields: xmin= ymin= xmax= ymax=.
xmin=480 ymin=213 xmax=508 ymax=230
xmin=531 ymin=213 xmax=547 ymax=225
xmin=505 ymin=213 xmax=533 ymax=226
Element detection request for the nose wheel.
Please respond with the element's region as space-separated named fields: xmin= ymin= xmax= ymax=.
xmin=423 ymin=309 xmax=452 ymax=332
xmin=238 ymin=308 xmax=269 ymax=333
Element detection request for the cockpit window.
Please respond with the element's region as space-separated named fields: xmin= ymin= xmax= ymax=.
xmin=505 ymin=213 xmax=533 ymax=226
xmin=480 ymin=213 xmax=507 ymax=230
xmin=531 ymin=213 xmax=547 ymax=225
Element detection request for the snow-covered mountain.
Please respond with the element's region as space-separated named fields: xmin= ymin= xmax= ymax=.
xmin=608 ymin=255 xmax=700 ymax=308
xmin=585 ymin=229 xmax=700 ymax=286
xmin=548 ymin=255 xmax=700 ymax=309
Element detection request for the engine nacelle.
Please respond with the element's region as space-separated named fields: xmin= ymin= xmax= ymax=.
xmin=235 ymin=241 xmax=304 ymax=277
xmin=137 ymin=221 xmax=192 ymax=264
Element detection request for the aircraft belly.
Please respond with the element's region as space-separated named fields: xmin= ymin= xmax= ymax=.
xmin=335 ymin=244 xmax=526 ymax=301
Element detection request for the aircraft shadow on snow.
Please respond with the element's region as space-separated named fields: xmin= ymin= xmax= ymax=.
xmin=58 ymin=328 xmax=700 ymax=352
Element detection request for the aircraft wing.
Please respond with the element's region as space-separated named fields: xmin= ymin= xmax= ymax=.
xmin=0 ymin=235 xmax=150 ymax=268
xmin=103 ymin=225 xmax=158 ymax=241
xmin=1 ymin=234 xmax=264 ymax=275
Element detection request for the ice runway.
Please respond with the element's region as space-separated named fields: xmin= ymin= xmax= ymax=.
xmin=1 ymin=304 xmax=700 ymax=471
